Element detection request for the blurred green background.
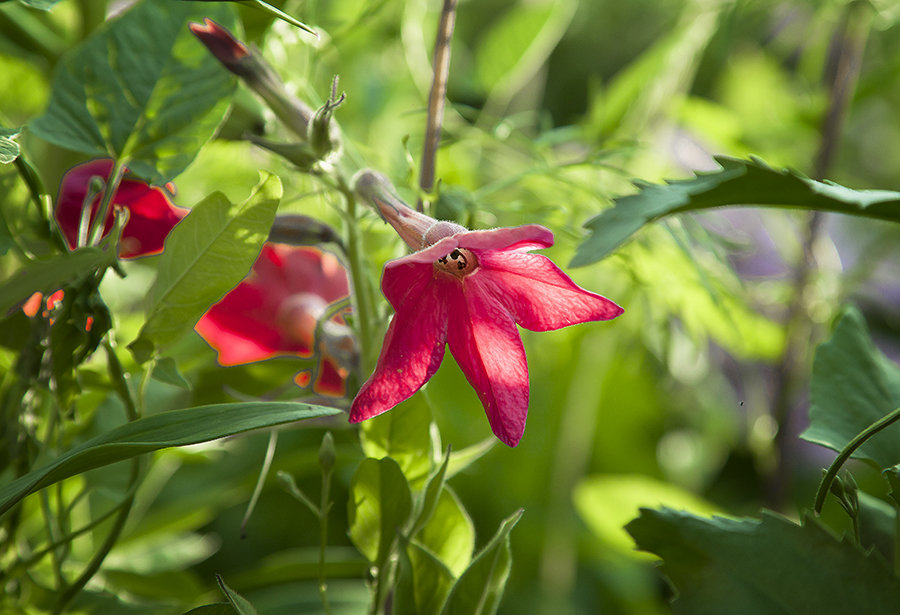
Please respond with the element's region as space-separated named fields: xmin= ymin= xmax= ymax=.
xmin=2 ymin=0 xmax=900 ymax=613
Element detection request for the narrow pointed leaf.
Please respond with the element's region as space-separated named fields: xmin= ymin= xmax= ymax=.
xmin=216 ymin=575 xmax=258 ymax=615
xmin=801 ymin=307 xmax=900 ymax=468
xmin=129 ymin=172 xmax=281 ymax=362
xmin=626 ymin=507 xmax=900 ymax=615
xmin=347 ymin=457 xmax=412 ymax=568
xmin=396 ymin=535 xmax=456 ymax=615
xmin=0 ymin=401 xmax=340 ymax=517
xmin=411 ymin=448 xmax=450 ymax=535
xmin=440 ymin=509 xmax=523 ymax=615
xmin=572 ymin=156 xmax=900 ymax=266
xmin=28 ymin=0 xmax=236 ymax=183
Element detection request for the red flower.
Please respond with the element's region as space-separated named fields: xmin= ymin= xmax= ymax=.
xmin=195 ymin=243 xmax=353 ymax=396
xmin=188 ymin=18 xmax=250 ymax=70
xmin=350 ymin=171 xmax=623 ymax=447
xmin=56 ymin=159 xmax=187 ymax=258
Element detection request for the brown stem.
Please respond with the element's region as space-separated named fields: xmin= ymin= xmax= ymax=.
xmin=417 ymin=0 xmax=458 ymax=213
xmin=766 ymin=4 xmax=870 ymax=509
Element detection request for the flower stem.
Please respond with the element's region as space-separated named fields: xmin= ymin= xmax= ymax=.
xmin=340 ymin=179 xmax=377 ymax=375
xmin=417 ymin=0 xmax=458 ymax=214
xmin=87 ymin=158 xmax=127 ymax=248
xmin=318 ymin=457 xmax=334 ymax=615
xmin=240 ymin=430 xmax=279 ymax=539
xmin=814 ymin=405 xmax=900 ymax=514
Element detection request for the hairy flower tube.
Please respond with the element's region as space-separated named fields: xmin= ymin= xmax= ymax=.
xmin=55 ymin=159 xmax=187 ymax=258
xmin=350 ymin=171 xmax=623 ymax=446
xmin=195 ymin=243 xmax=355 ymax=396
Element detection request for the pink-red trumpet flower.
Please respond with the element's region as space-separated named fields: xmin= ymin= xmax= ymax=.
xmin=350 ymin=171 xmax=623 ymax=446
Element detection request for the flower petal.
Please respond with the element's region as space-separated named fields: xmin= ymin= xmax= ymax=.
xmin=350 ymin=267 xmax=452 ymax=422
xmin=474 ymin=251 xmax=623 ymax=331
xmin=457 ymin=224 xmax=553 ymax=253
xmin=195 ymin=282 xmax=309 ymax=365
xmin=380 ymin=236 xmax=459 ymax=307
xmin=447 ymin=280 xmax=529 ymax=447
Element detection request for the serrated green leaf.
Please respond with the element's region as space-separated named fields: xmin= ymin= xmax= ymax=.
xmin=0 ymin=401 xmax=340 ymax=517
xmin=801 ymin=308 xmax=900 ymax=468
xmin=129 ymin=172 xmax=281 ymax=362
xmin=216 ymin=575 xmax=258 ymax=615
xmin=28 ymin=0 xmax=236 ymax=183
xmin=347 ymin=457 xmax=412 ymax=568
xmin=440 ymin=509 xmax=522 ymax=615
xmin=395 ymin=535 xmax=456 ymax=615
xmin=0 ymin=246 xmax=115 ymax=316
xmin=574 ymin=473 xmax=722 ymax=558
xmin=360 ymin=398 xmax=434 ymax=484
xmin=0 ymin=126 xmax=20 ymax=163
xmin=572 ymin=156 xmax=900 ymax=266
xmin=418 ymin=487 xmax=474 ymax=578
xmin=626 ymin=507 xmax=900 ymax=615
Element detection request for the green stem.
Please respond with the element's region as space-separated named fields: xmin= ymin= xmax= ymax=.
xmin=87 ymin=158 xmax=127 ymax=248
xmin=340 ymin=180 xmax=377 ymax=375
xmin=318 ymin=464 xmax=333 ymax=615
xmin=240 ymin=430 xmax=278 ymax=539
xmin=894 ymin=505 xmax=900 ymax=577
xmin=814 ymin=405 xmax=900 ymax=513
xmin=52 ymin=458 xmax=140 ymax=614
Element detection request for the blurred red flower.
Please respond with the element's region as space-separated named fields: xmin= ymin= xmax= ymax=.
xmin=195 ymin=243 xmax=353 ymax=396
xmin=55 ymin=159 xmax=187 ymax=258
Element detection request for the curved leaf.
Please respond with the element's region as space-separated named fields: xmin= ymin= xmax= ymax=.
xmin=572 ymin=156 xmax=900 ymax=266
xmin=129 ymin=172 xmax=282 ymax=362
xmin=28 ymin=0 xmax=236 ymax=183
xmin=801 ymin=308 xmax=900 ymax=468
xmin=0 ymin=401 xmax=340 ymax=517
xmin=347 ymin=457 xmax=412 ymax=568
xmin=626 ymin=507 xmax=900 ymax=615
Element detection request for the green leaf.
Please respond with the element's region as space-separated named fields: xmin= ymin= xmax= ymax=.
xmin=360 ymin=399 xmax=434 ymax=484
xmin=801 ymin=308 xmax=900 ymax=468
xmin=347 ymin=457 xmax=412 ymax=568
xmin=0 ymin=246 xmax=115 ymax=316
xmin=411 ymin=448 xmax=450 ymax=535
xmin=129 ymin=172 xmax=282 ymax=362
xmin=28 ymin=0 xmax=236 ymax=183
xmin=418 ymin=487 xmax=474 ymax=578
xmin=475 ymin=1 xmax=572 ymax=99
xmin=0 ymin=126 xmax=20 ymax=163
xmin=572 ymin=156 xmax=900 ymax=267
xmin=446 ymin=437 xmax=496 ymax=479
xmin=150 ymin=356 xmax=191 ymax=390
xmin=440 ymin=509 xmax=522 ymax=615
xmin=0 ymin=401 xmax=340 ymax=517
xmin=216 ymin=574 xmax=258 ymax=615
xmin=395 ymin=535 xmax=456 ymax=615
xmin=183 ymin=604 xmax=235 ymax=615
xmin=626 ymin=508 xmax=900 ymax=615
xmin=16 ymin=0 xmax=63 ymax=9
xmin=574 ymin=473 xmax=722 ymax=558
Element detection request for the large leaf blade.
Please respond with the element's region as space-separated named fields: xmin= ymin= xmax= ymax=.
xmin=28 ymin=0 xmax=236 ymax=183
xmin=129 ymin=172 xmax=281 ymax=362
xmin=626 ymin=507 xmax=900 ymax=615
xmin=572 ymin=156 xmax=900 ymax=266
xmin=0 ymin=401 xmax=340 ymax=517
xmin=801 ymin=308 xmax=900 ymax=468
xmin=347 ymin=457 xmax=413 ymax=568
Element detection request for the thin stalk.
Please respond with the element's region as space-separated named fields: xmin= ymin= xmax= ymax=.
xmin=87 ymin=158 xmax=127 ymax=247
xmin=417 ymin=0 xmax=458 ymax=213
xmin=339 ymin=181 xmax=376 ymax=375
xmin=318 ymin=463 xmax=334 ymax=615
xmin=895 ymin=506 xmax=900 ymax=577
xmin=814 ymin=405 xmax=900 ymax=514
xmin=52 ymin=458 xmax=139 ymax=615
xmin=240 ymin=430 xmax=278 ymax=539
